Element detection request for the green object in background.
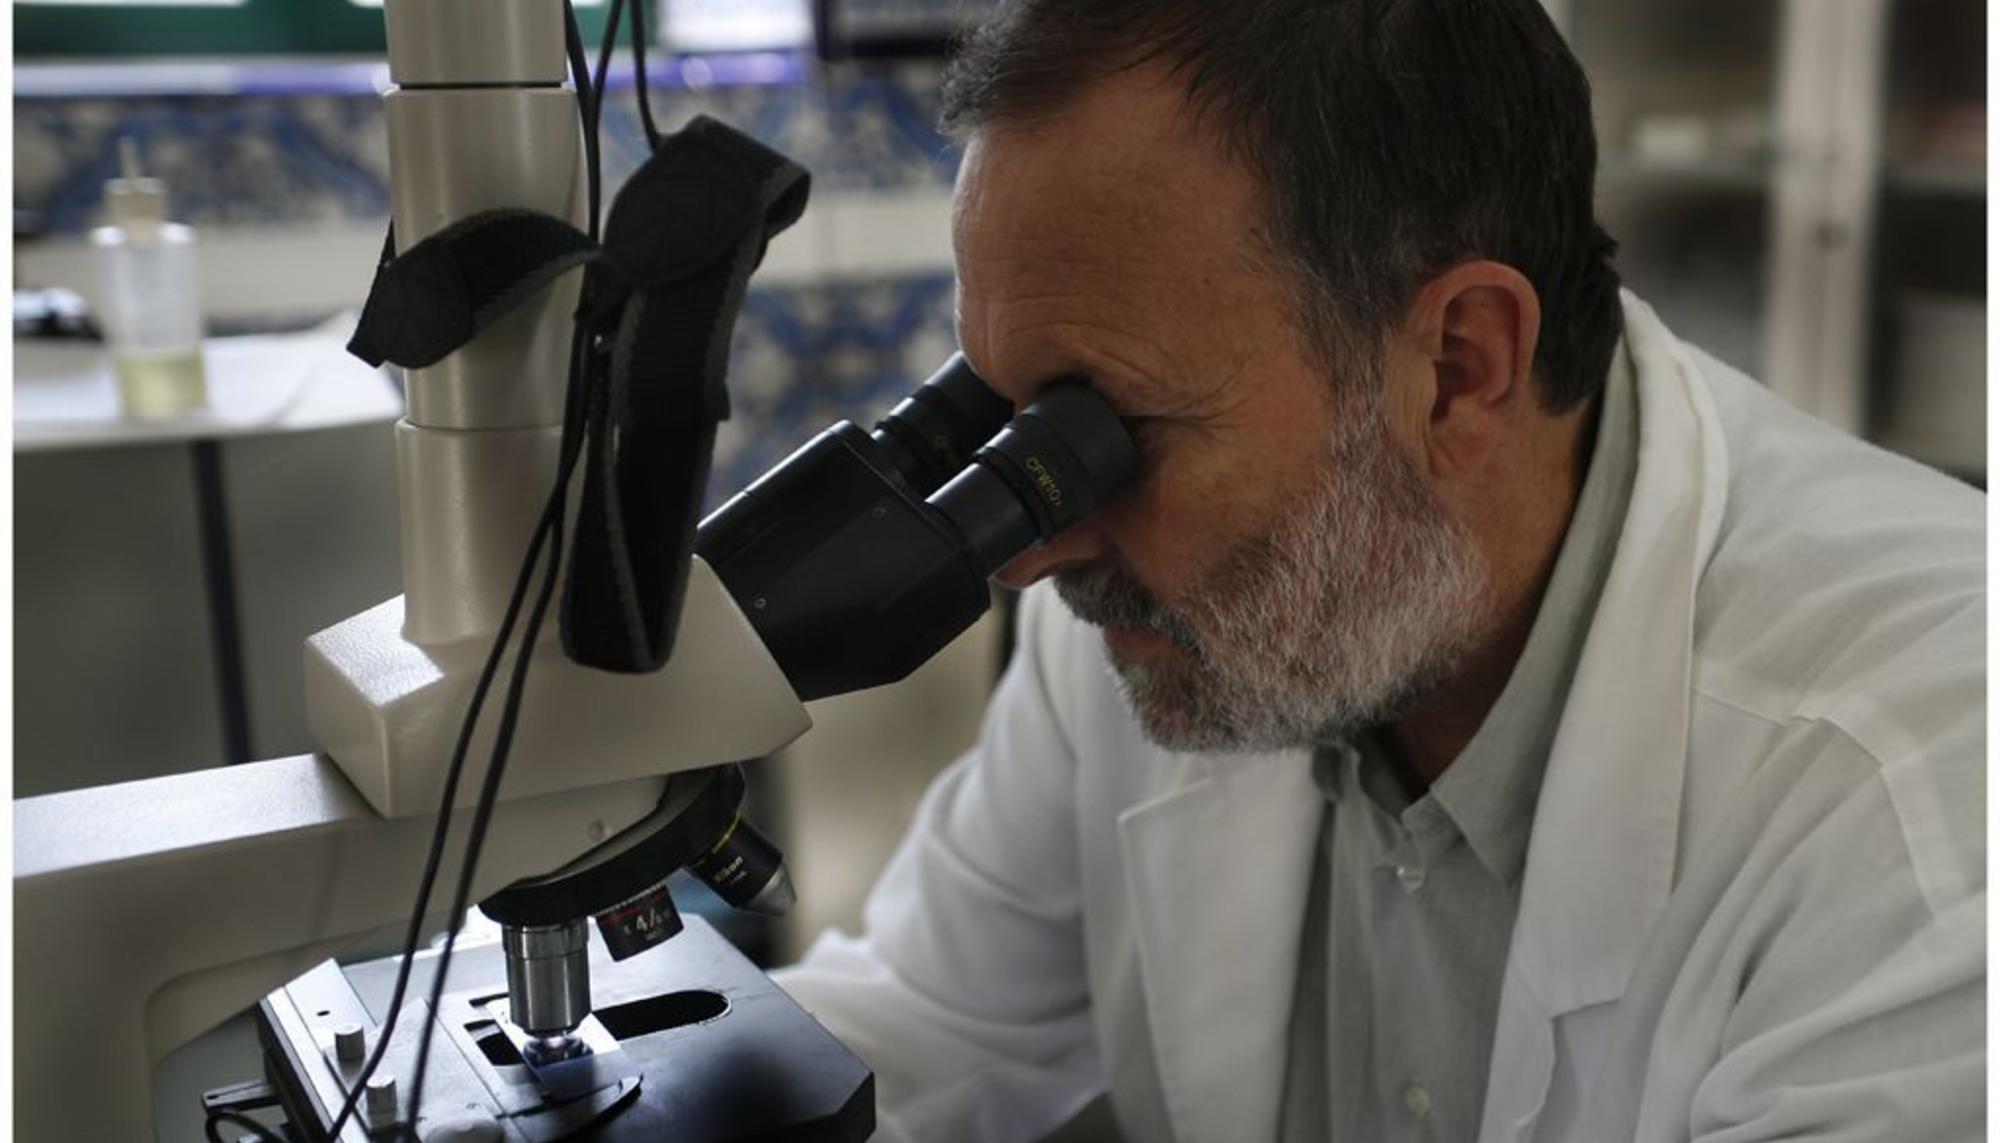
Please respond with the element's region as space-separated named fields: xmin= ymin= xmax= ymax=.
xmin=14 ymin=0 xmax=619 ymax=58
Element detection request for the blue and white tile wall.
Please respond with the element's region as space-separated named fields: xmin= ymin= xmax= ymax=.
xmin=14 ymin=59 xmax=965 ymax=497
xmin=15 ymin=93 xmax=394 ymax=233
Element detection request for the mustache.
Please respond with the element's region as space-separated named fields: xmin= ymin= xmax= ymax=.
xmin=1052 ymin=564 xmax=1201 ymax=651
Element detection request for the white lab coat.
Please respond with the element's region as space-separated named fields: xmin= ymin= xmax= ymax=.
xmin=773 ymin=293 xmax=1985 ymax=1143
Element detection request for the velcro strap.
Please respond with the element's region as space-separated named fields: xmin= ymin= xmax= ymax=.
xmin=347 ymin=210 xmax=600 ymax=369
xmin=340 ymin=115 xmax=808 ymax=677
xmin=562 ymin=115 xmax=810 ymax=673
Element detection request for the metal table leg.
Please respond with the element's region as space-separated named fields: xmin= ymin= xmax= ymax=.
xmin=191 ymin=438 xmax=252 ymax=765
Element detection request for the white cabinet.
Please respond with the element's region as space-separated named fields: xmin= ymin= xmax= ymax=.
xmin=1560 ymin=0 xmax=1985 ymax=479
xmin=1863 ymin=0 xmax=1986 ymax=476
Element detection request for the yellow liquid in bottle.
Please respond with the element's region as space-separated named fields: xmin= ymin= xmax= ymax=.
xmin=114 ymin=346 xmax=208 ymax=418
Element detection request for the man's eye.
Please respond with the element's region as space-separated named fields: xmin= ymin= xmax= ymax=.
xmin=1123 ymin=417 xmax=1168 ymax=459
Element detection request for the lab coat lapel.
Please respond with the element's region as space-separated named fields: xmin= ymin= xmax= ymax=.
xmin=1478 ymin=293 xmax=1731 ymax=1142
xmin=1118 ymin=750 xmax=1321 ymax=1143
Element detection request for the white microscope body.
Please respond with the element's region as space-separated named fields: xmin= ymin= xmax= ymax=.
xmin=13 ymin=2 xmax=808 ymax=1137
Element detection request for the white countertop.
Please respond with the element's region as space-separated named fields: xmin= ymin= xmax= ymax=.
xmin=13 ymin=316 xmax=404 ymax=451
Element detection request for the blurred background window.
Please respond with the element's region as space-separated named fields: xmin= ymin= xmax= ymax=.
xmin=1563 ymin=0 xmax=1986 ymax=482
xmin=13 ymin=0 xmax=610 ymax=57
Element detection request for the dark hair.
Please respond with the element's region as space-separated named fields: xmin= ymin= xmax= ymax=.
xmin=940 ymin=0 xmax=1623 ymax=412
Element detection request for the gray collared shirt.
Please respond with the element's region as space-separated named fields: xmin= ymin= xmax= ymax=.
xmin=1278 ymin=341 xmax=1640 ymax=1142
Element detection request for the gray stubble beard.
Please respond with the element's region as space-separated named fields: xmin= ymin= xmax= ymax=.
xmin=1055 ymin=395 xmax=1493 ymax=753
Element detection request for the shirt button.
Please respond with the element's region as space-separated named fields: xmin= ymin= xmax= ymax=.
xmin=1403 ymin=1082 xmax=1433 ymax=1118
xmin=1395 ymin=863 xmax=1427 ymax=891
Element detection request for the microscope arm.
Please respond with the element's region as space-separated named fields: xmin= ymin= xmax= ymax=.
xmin=13 ymin=756 xmax=664 ymax=1141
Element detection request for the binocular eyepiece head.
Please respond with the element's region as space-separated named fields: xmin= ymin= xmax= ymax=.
xmin=697 ymin=353 xmax=1140 ymax=701
xmin=870 ymin=354 xmax=1017 ymax=496
xmin=927 ymin=375 xmax=1139 ymax=573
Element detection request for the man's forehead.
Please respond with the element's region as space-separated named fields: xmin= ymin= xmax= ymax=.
xmin=952 ymin=67 xmax=1264 ymax=317
xmin=950 ymin=66 xmax=1272 ymax=392
xmin=957 ymin=66 xmax=1230 ymax=224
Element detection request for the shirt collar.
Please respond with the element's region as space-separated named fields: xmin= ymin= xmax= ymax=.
xmin=1430 ymin=338 xmax=1641 ymax=885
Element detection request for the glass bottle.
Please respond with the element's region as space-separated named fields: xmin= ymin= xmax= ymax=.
xmin=91 ymin=137 xmax=207 ymax=417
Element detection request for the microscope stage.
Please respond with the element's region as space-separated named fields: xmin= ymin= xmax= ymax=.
xmin=258 ymin=916 xmax=872 ymax=1142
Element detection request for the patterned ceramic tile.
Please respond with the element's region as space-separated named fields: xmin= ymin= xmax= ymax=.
xmin=816 ymin=63 xmax=961 ymax=191
xmin=714 ymin=271 xmax=958 ymax=502
xmin=16 ymin=60 xmax=954 ymax=235
xmin=14 ymin=95 xmax=391 ymax=234
xmin=16 ymin=64 xmax=966 ymax=488
xmin=600 ymin=60 xmax=956 ymax=193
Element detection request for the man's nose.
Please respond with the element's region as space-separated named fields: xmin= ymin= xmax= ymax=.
xmin=994 ymin=521 xmax=1109 ymax=590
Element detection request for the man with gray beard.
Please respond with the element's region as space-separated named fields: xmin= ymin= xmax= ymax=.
xmin=773 ymin=2 xmax=1985 ymax=1141
xmin=1052 ymin=375 xmax=1491 ymax=755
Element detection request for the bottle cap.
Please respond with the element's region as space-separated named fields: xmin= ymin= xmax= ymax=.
xmin=105 ymin=137 xmax=169 ymax=230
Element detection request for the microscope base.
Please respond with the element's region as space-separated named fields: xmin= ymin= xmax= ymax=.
xmin=257 ymin=916 xmax=873 ymax=1142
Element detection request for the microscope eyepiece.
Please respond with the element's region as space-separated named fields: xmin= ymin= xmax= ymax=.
xmin=697 ymin=359 xmax=1139 ymax=701
xmin=870 ymin=352 xmax=1015 ymax=496
xmin=928 ymin=379 xmax=1140 ymax=574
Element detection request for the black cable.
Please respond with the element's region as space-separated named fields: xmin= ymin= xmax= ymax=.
xmin=404 ymin=457 xmax=575 ymax=1136
xmin=204 ymin=1108 xmax=286 ymax=1143
xmin=321 ymin=323 xmax=556 ymax=1139
xmin=325 ymin=4 xmax=609 ymax=1139
xmin=567 ymin=3 xmax=605 ymax=242
xmin=627 ymin=0 xmax=664 ymax=150
xmin=591 ymin=0 xmax=627 ymax=178
xmin=400 ymin=325 xmax=600 ymax=1140
xmin=400 ymin=3 xmax=617 ymax=1133
xmin=324 ymin=320 xmax=587 ymax=1136
xmin=563 ymin=3 xmax=607 ymax=441
xmin=393 ymin=314 xmax=600 ymax=1143
xmin=356 ymin=0 xmax=697 ymax=1131
xmin=400 ymin=275 xmax=604 ymax=1143
xmin=324 ymin=378 xmax=571 ymax=1143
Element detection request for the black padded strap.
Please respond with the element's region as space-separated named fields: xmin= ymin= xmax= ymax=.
xmin=563 ymin=115 xmax=811 ymax=672
xmin=341 ymin=115 xmax=808 ymax=676
xmin=347 ymin=210 xmax=600 ymax=369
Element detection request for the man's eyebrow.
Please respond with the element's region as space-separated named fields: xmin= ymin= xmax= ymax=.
xmin=1046 ymin=341 xmax=1176 ymax=408
xmin=1096 ymin=362 xmax=1202 ymax=419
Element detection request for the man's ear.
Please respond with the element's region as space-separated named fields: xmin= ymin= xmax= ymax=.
xmin=1396 ymin=260 xmax=1542 ymax=478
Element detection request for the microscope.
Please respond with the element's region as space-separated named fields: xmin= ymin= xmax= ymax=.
xmin=12 ymin=1 xmax=1136 ymax=1139
xmin=250 ymin=349 xmax=1129 ymax=1142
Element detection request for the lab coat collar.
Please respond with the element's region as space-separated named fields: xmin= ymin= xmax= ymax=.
xmin=1476 ymin=292 xmax=1731 ymax=1139
xmin=1117 ymin=747 xmax=1322 ymax=1143
xmin=1507 ymin=292 xmax=1729 ymax=1013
